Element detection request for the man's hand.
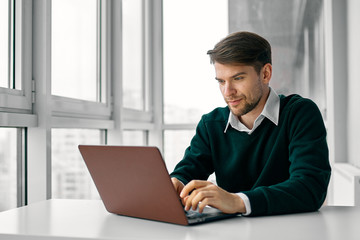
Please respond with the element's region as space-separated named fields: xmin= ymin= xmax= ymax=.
xmin=179 ymin=180 xmax=245 ymax=214
xmin=171 ymin=177 xmax=185 ymax=195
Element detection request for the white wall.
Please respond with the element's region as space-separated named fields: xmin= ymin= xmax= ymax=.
xmin=347 ymin=0 xmax=360 ymax=168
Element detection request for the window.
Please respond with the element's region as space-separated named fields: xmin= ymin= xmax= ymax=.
xmin=50 ymin=0 xmax=111 ymax=120
xmin=122 ymin=130 xmax=148 ymax=146
xmin=0 ymin=128 xmax=18 ymax=212
xmin=51 ymin=129 xmax=103 ymax=199
xmin=162 ymin=0 xmax=228 ymax=172
xmin=163 ymin=130 xmax=195 ymax=173
xmin=0 ymin=0 xmax=32 ymax=112
xmin=0 ymin=0 xmax=10 ymax=88
xmin=120 ymin=0 xmax=154 ymax=144
xmin=122 ymin=0 xmax=146 ymax=111
xmin=51 ymin=0 xmax=98 ymax=102
xmin=25 ymin=0 xmax=112 ymax=204
xmin=49 ymin=0 xmax=112 ymax=199
xmin=0 ymin=0 xmax=32 ymax=210
xmin=163 ymin=0 xmax=228 ymax=124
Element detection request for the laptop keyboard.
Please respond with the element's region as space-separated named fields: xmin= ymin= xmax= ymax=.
xmin=185 ymin=210 xmax=203 ymax=219
xmin=185 ymin=208 xmax=220 ymax=219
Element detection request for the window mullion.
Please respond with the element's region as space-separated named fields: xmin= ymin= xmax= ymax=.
xmin=16 ymin=128 xmax=26 ymax=207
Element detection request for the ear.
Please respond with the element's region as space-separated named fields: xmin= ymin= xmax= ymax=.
xmin=262 ymin=63 xmax=272 ymax=84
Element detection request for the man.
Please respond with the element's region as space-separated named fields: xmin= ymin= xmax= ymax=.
xmin=170 ymin=31 xmax=331 ymax=217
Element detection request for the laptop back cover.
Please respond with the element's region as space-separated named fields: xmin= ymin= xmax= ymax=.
xmin=78 ymin=145 xmax=188 ymax=225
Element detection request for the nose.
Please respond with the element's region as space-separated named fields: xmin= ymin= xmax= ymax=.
xmin=222 ymin=81 xmax=236 ymax=97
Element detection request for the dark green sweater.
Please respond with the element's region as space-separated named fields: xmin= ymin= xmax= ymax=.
xmin=170 ymin=94 xmax=331 ymax=216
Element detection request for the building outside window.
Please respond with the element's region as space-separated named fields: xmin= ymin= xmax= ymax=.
xmin=52 ymin=129 xmax=102 ymax=199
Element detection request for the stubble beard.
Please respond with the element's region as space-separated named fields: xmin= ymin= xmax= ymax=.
xmin=229 ymin=96 xmax=262 ymax=118
xmin=227 ymin=80 xmax=264 ymax=118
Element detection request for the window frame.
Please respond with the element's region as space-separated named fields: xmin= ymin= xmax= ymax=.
xmin=27 ymin=0 xmax=115 ymax=204
xmin=0 ymin=0 xmax=33 ymax=211
xmin=17 ymin=128 xmax=27 ymax=207
xmin=0 ymin=0 xmax=33 ymax=114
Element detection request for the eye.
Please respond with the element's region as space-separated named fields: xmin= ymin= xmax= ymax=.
xmin=216 ymin=79 xmax=225 ymax=84
xmin=234 ymin=76 xmax=244 ymax=81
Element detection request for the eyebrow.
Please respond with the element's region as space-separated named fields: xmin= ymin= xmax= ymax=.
xmin=215 ymin=72 xmax=247 ymax=81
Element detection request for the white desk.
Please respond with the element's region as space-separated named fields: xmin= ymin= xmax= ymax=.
xmin=0 ymin=199 xmax=358 ymax=240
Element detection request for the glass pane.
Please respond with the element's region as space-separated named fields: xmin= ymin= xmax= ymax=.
xmin=163 ymin=130 xmax=195 ymax=173
xmin=122 ymin=0 xmax=145 ymax=110
xmin=0 ymin=0 xmax=9 ymax=88
xmin=52 ymin=129 xmax=101 ymax=199
xmin=229 ymin=0 xmax=326 ymax=116
xmin=0 ymin=128 xmax=17 ymax=212
xmin=51 ymin=0 xmax=98 ymax=101
xmin=163 ymin=0 xmax=228 ymax=124
xmin=122 ymin=130 xmax=147 ymax=146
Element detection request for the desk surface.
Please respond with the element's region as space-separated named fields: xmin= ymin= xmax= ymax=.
xmin=0 ymin=199 xmax=358 ymax=240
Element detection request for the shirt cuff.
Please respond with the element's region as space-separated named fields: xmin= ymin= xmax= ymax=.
xmin=237 ymin=192 xmax=252 ymax=216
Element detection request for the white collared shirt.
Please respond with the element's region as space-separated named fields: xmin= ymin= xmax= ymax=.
xmin=225 ymin=87 xmax=280 ymax=215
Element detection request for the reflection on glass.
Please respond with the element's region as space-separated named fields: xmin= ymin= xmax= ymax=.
xmin=122 ymin=0 xmax=145 ymax=110
xmin=122 ymin=130 xmax=147 ymax=146
xmin=51 ymin=0 xmax=98 ymax=101
xmin=0 ymin=0 xmax=9 ymax=88
xmin=229 ymin=0 xmax=326 ymax=117
xmin=0 ymin=128 xmax=17 ymax=212
xmin=163 ymin=130 xmax=195 ymax=173
xmin=52 ymin=129 xmax=101 ymax=199
xmin=163 ymin=0 xmax=228 ymax=124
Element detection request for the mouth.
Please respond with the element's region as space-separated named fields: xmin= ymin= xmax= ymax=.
xmin=227 ymin=99 xmax=242 ymax=106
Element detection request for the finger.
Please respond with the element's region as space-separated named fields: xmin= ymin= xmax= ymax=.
xmin=182 ymin=195 xmax=189 ymax=207
xmin=182 ymin=182 xmax=215 ymax=210
xmin=183 ymin=189 xmax=200 ymax=211
xmin=180 ymin=180 xmax=210 ymax=198
xmin=198 ymin=198 xmax=212 ymax=213
xmin=190 ymin=190 xmax=206 ymax=211
xmin=171 ymin=178 xmax=184 ymax=195
xmin=185 ymin=189 xmax=212 ymax=211
xmin=183 ymin=188 xmax=197 ymax=211
xmin=191 ymin=189 xmax=217 ymax=211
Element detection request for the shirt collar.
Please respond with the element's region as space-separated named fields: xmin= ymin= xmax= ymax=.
xmin=224 ymin=87 xmax=280 ymax=133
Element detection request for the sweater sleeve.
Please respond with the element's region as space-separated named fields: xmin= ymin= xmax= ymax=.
xmin=242 ymin=98 xmax=331 ymax=216
xmin=170 ymin=116 xmax=214 ymax=185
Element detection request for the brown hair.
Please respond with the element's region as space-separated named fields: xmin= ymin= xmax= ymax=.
xmin=207 ymin=31 xmax=272 ymax=74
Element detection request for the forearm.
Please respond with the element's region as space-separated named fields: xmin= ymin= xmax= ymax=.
xmin=243 ymin=169 xmax=330 ymax=216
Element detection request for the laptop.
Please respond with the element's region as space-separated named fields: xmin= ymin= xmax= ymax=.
xmin=78 ymin=145 xmax=239 ymax=225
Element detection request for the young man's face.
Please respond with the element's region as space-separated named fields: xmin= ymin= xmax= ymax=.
xmin=214 ymin=62 xmax=270 ymax=118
